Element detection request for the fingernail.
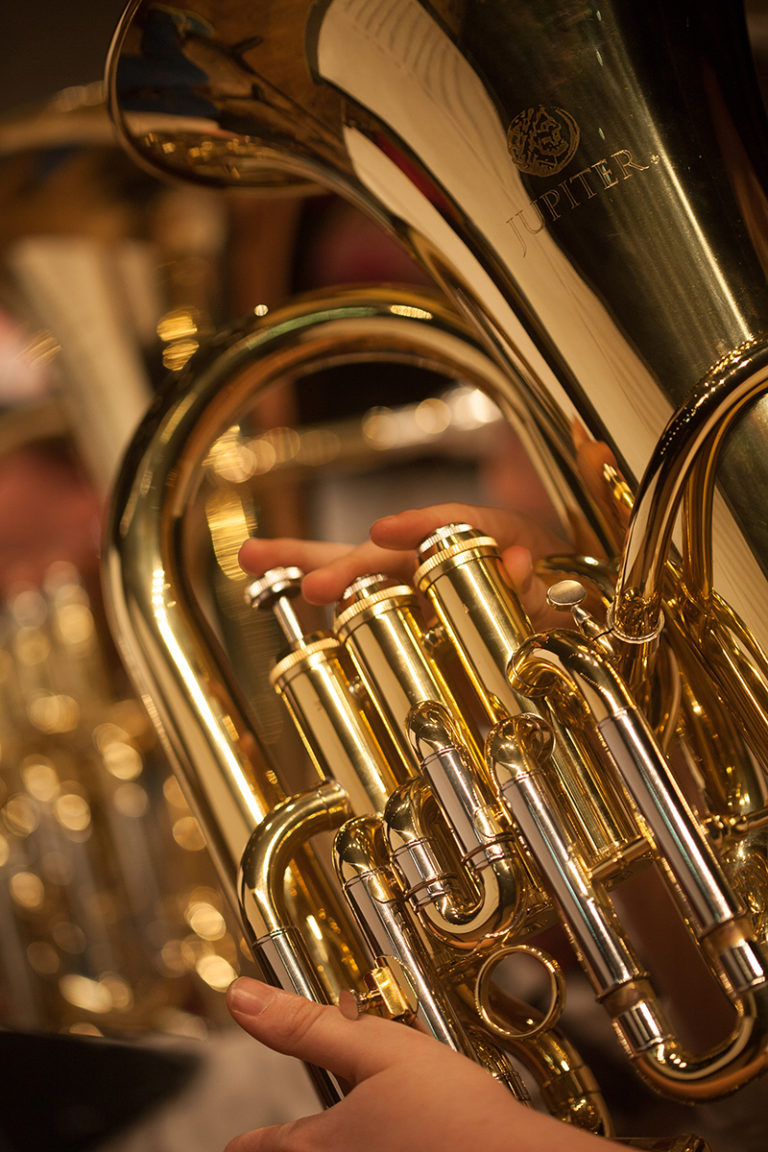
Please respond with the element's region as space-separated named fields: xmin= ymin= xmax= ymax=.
xmin=226 ymin=977 xmax=274 ymax=1015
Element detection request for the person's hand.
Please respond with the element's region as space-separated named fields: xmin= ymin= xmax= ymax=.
xmin=224 ymin=977 xmax=619 ymax=1152
xmin=238 ymin=502 xmax=568 ymax=629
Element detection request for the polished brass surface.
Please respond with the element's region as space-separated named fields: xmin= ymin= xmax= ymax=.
xmin=107 ymin=0 xmax=768 ymax=638
xmin=104 ymin=286 xmax=513 ymax=882
xmin=100 ymin=0 xmax=768 ymax=1145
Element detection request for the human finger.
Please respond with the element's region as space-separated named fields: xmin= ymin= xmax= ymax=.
xmin=370 ymin=503 xmax=567 ymax=560
xmin=299 ymin=539 xmax=416 ymax=604
xmin=224 ymin=981 xmax=621 ymax=1152
xmin=226 ymin=978 xmax=427 ymax=1084
xmin=224 ymin=1113 xmax=321 ymax=1152
xmin=372 ymin=505 xmax=563 ymax=630
xmin=238 ymin=536 xmax=416 ymax=606
xmin=238 ymin=537 xmax=352 ymax=579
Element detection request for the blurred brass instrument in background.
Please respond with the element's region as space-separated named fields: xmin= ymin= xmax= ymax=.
xmin=0 ymin=86 xmax=247 ymax=1036
xmin=102 ymin=0 xmax=768 ymax=1143
xmin=0 ymin=562 xmax=240 ymax=1033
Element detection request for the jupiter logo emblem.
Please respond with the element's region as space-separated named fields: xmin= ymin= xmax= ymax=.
xmin=506 ymin=105 xmax=581 ymax=177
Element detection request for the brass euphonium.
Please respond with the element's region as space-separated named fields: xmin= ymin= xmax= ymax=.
xmin=103 ymin=0 xmax=768 ymax=1143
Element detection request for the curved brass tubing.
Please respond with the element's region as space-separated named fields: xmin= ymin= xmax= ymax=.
xmin=392 ymin=700 xmax=524 ymax=944
xmin=612 ymin=339 xmax=768 ymax=653
xmin=238 ymin=778 xmax=358 ymax=1106
xmin=333 ymin=815 xmax=510 ymax=1070
xmin=506 ymin=631 xmax=768 ymax=1099
xmin=676 ymin=582 xmax=768 ymax=781
xmin=103 ymin=286 xmax=514 ymax=892
xmin=510 ymin=631 xmax=760 ymax=947
xmin=238 ymin=778 xmax=355 ymax=993
xmin=627 ymin=983 xmax=768 ymax=1102
xmin=455 ymin=985 xmax=612 ymax=1136
xmin=386 ymin=778 xmax=523 ymax=947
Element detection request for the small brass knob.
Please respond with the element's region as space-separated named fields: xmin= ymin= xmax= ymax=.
xmin=338 ymin=959 xmax=418 ymax=1021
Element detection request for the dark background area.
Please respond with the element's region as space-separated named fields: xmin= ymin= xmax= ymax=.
xmin=2 ymin=2 xmax=768 ymax=118
xmin=0 ymin=4 xmax=128 ymax=114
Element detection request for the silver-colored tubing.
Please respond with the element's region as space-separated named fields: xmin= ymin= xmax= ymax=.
xmin=334 ymin=817 xmax=483 ymax=1058
xmin=488 ymin=718 xmax=649 ymax=997
xmin=512 ymin=630 xmax=763 ymax=945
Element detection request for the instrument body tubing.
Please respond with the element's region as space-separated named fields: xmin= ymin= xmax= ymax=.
xmin=102 ymin=1 xmax=768 ymax=1144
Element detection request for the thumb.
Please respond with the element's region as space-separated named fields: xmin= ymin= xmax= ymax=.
xmin=226 ymin=978 xmax=423 ymax=1086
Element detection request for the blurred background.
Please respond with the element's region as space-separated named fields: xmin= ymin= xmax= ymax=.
xmin=2 ymin=3 xmax=768 ymax=1151
xmin=0 ymin=6 xmax=127 ymax=113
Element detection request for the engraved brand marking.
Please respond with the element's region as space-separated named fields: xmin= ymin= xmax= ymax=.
xmin=506 ymin=106 xmax=581 ymax=177
xmin=506 ymin=149 xmax=658 ymax=257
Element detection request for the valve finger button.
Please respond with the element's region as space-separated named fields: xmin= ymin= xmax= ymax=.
xmin=546 ymin=579 xmax=587 ymax=611
xmin=245 ymin=565 xmax=304 ymax=608
xmin=338 ymin=988 xmax=367 ymax=1020
xmin=245 ymin=566 xmax=306 ymax=646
